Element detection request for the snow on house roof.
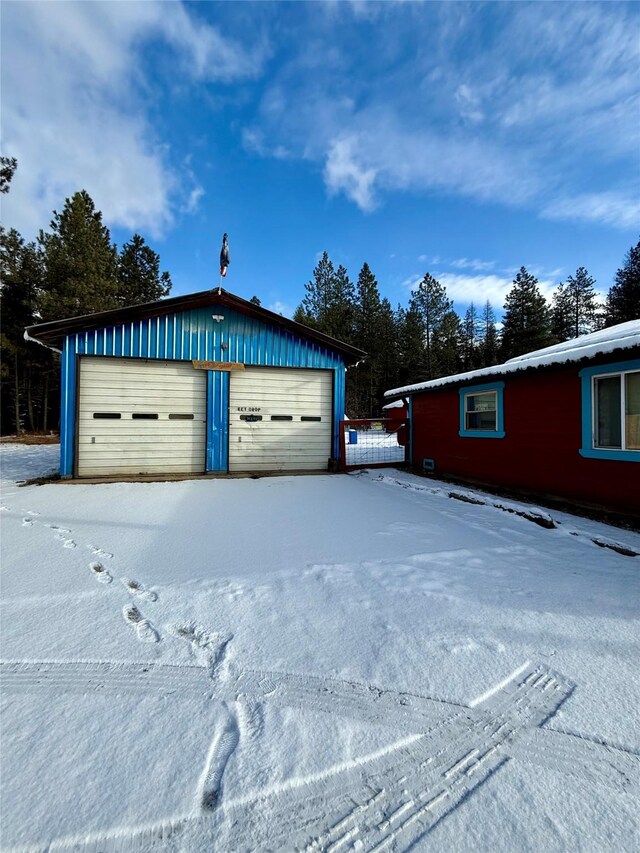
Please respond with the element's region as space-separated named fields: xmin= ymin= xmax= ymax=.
xmin=382 ymin=399 xmax=406 ymax=410
xmin=384 ymin=320 xmax=640 ymax=399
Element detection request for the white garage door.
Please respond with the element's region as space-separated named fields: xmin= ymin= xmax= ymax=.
xmin=228 ymin=368 xmax=333 ymax=472
xmin=77 ymin=358 xmax=206 ymax=476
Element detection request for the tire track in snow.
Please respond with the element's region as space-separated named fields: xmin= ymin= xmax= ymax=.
xmin=0 ymin=660 xmax=212 ymax=696
xmin=222 ymin=667 xmax=463 ymax=736
xmin=508 ymin=727 xmax=639 ymax=794
xmin=295 ymin=663 xmax=572 ymax=852
xmin=4 ymin=660 xmax=638 ymax=853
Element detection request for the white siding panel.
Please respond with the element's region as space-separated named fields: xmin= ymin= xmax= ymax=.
xmin=228 ymin=367 xmax=332 ymax=472
xmin=77 ymin=358 xmax=206 ymax=476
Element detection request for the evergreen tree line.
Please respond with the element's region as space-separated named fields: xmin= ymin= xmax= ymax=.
xmin=1 ymin=155 xmax=638 ymax=431
xmin=1 ymin=159 xmax=172 ymax=434
xmin=294 ymin=246 xmax=640 ymax=418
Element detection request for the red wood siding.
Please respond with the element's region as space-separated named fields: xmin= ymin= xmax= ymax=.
xmin=410 ymin=357 xmax=638 ymax=514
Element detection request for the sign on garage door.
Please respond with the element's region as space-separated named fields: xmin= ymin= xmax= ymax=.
xmin=229 ymin=367 xmax=332 ymax=472
xmin=77 ymin=357 xmax=206 ymax=476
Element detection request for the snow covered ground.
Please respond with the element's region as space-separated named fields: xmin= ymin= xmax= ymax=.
xmin=1 ymin=444 xmax=639 ymax=852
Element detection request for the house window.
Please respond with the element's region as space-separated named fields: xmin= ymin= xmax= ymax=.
xmin=459 ymin=382 xmax=505 ymax=438
xmin=579 ymin=361 xmax=640 ymax=461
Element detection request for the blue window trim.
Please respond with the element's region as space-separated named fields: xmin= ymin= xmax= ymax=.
xmin=459 ymin=381 xmax=505 ymax=438
xmin=579 ymin=358 xmax=640 ymax=462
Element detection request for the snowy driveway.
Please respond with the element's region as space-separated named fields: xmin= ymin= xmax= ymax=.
xmin=1 ymin=445 xmax=639 ymax=851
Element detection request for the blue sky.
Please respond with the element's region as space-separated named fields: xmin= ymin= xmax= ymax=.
xmin=2 ymin=1 xmax=638 ymax=320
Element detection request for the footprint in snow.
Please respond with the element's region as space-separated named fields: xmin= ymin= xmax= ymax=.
xmin=90 ymin=562 xmax=113 ymax=585
xmin=121 ymin=578 xmax=158 ymax=602
xmin=22 ymin=517 xmax=35 ymax=527
xmin=46 ymin=524 xmax=71 ymax=533
xmin=169 ymin=622 xmax=232 ymax=676
xmin=122 ymin=604 xmax=159 ymax=643
xmin=54 ymin=533 xmax=76 ymax=549
xmin=88 ymin=544 xmax=113 ymax=559
xmin=23 ymin=510 xmax=39 ymax=516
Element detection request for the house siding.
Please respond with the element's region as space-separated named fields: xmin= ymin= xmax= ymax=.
xmin=410 ymin=351 xmax=639 ymax=514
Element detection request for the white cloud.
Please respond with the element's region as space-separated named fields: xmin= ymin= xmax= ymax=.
xmin=324 ymin=136 xmax=378 ymax=211
xmin=321 ymin=119 xmax=538 ymax=214
xmin=183 ymin=186 xmax=205 ymax=215
xmin=242 ymin=128 xmax=290 ymax=160
xmin=454 ymin=84 xmax=484 ymax=124
xmin=405 ymin=271 xmax=559 ymax=308
xmin=542 ymin=192 xmax=640 ymax=231
xmin=156 ymin=4 xmax=268 ymax=82
xmin=450 ymin=258 xmax=496 ymax=272
xmin=1 ymin=1 xmax=265 ymax=239
xmin=248 ymin=3 xmax=638 ymax=230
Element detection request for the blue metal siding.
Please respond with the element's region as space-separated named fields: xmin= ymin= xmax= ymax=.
xmin=60 ymin=306 xmax=346 ymax=475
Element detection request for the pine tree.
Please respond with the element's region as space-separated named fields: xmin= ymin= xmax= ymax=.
xmin=0 ymin=229 xmax=57 ymax=434
xmin=551 ymin=267 xmax=599 ymax=341
xmin=461 ymin=303 xmax=479 ymax=371
xmin=116 ymin=234 xmax=172 ymax=306
xmin=605 ymin=240 xmax=640 ymax=325
xmin=0 ymin=156 xmax=17 ymax=194
xmin=292 ymin=304 xmax=317 ymax=327
xmin=409 ymin=273 xmax=453 ymax=379
xmin=376 ymin=297 xmax=400 ymax=399
xmin=39 ymin=190 xmax=119 ymax=320
xmin=354 ymin=263 xmax=381 ymax=349
xmin=433 ymin=309 xmax=463 ymax=377
xmin=296 ymin=251 xmax=336 ymax=328
xmin=478 ymin=300 xmax=499 ymax=368
xmin=352 ymin=262 xmax=383 ymax=417
xmin=395 ymin=303 xmax=427 ymax=388
xmin=325 ymin=264 xmax=356 ymax=342
xmin=293 ymin=254 xmax=356 ymax=341
xmin=500 ymin=267 xmax=552 ymax=359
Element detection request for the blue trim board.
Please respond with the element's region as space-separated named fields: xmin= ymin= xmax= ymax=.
xmin=458 ymin=381 xmax=505 ymax=438
xmin=206 ymin=370 xmax=230 ymax=472
xmin=332 ymin=367 xmax=344 ymax=459
xmin=59 ymin=341 xmax=76 ymax=477
xmin=578 ymin=358 xmax=640 ymax=462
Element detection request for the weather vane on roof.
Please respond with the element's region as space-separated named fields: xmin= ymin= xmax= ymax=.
xmin=219 ymin=233 xmax=230 ymax=282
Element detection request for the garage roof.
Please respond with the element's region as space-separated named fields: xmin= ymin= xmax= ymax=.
xmin=25 ymin=287 xmax=367 ymax=364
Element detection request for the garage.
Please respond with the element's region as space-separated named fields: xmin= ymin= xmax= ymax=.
xmin=25 ymin=288 xmax=365 ymax=478
xmin=228 ymin=367 xmax=333 ymax=472
xmin=77 ymin=357 xmax=206 ymax=476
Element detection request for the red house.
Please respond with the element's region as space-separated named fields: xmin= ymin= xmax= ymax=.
xmin=384 ymin=321 xmax=640 ymax=517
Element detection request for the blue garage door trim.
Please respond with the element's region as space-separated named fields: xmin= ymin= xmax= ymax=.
xmin=207 ymin=370 xmax=230 ymax=472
